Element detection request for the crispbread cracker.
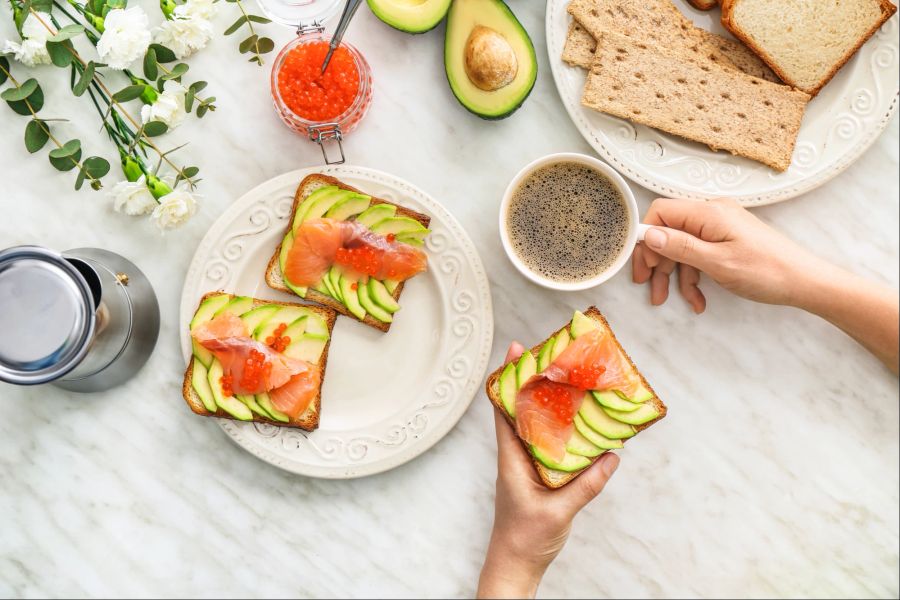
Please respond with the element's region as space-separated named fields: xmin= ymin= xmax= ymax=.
xmin=485 ymin=307 xmax=667 ymax=490
xmin=182 ymin=292 xmax=337 ymax=431
xmin=565 ymin=0 xmax=779 ymax=82
xmin=582 ymin=32 xmax=809 ymax=171
xmin=265 ymin=174 xmax=431 ymax=333
xmin=561 ymin=20 xmax=597 ymax=68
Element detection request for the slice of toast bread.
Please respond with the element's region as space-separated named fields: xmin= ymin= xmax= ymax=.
xmin=721 ymin=0 xmax=897 ymax=96
xmin=485 ymin=307 xmax=667 ymax=489
xmin=182 ymin=292 xmax=337 ymax=431
xmin=265 ymin=174 xmax=432 ymax=333
xmin=688 ymin=0 xmax=719 ymax=10
xmin=581 ymin=32 xmax=810 ymax=171
xmin=566 ymin=0 xmax=780 ymax=82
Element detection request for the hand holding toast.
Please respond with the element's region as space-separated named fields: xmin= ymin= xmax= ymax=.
xmin=633 ymin=198 xmax=900 ymax=373
xmin=478 ymin=343 xmax=621 ymax=599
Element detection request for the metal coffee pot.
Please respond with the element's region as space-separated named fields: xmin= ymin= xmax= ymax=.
xmin=0 ymin=246 xmax=159 ymax=392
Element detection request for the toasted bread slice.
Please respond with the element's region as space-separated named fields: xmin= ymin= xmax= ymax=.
xmin=688 ymin=0 xmax=719 ymax=10
xmin=721 ymin=0 xmax=896 ymax=96
xmin=265 ymin=174 xmax=432 ymax=333
xmin=581 ymin=32 xmax=809 ymax=171
xmin=182 ymin=292 xmax=337 ymax=431
xmin=485 ymin=307 xmax=667 ymax=489
xmin=566 ymin=0 xmax=779 ymax=82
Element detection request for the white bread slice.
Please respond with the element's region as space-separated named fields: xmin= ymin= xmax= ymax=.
xmin=581 ymin=32 xmax=810 ymax=171
xmin=182 ymin=292 xmax=337 ymax=431
xmin=566 ymin=0 xmax=780 ymax=82
xmin=485 ymin=307 xmax=667 ymax=490
xmin=721 ymin=0 xmax=897 ymax=96
xmin=265 ymin=174 xmax=431 ymax=333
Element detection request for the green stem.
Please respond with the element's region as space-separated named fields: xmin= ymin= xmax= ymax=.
xmin=234 ymin=0 xmax=264 ymax=65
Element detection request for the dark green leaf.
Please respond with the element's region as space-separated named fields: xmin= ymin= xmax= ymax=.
xmin=246 ymin=14 xmax=271 ymax=24
xmin=1 ymin=78 xmax=38 ymax=102
xmin=46 ymin=41 xmax=75 ymax=68
xmin=47 ymin=24 xmax=84 ymax=42
xmin=184 ymin=90 xmax=195 ymax=112
xmin=49 ymin=139 xmax=82 ymax=159
xmin=112 ymin=84 xmax=146 ymax=102
xmin=143 ymin=48 xmax=158 ymax=80
xmin=49 ymin=145 xmax=82 ymax=171
xmin=189 ymin=80 xmax=207 ymax=93
xmin=83 ymin=156 xmax=110 ymax=178
xmin=183 ymin=166 xmax=199 ymax=178
xmin=90 ymin=178 xmax=103 ymax=190
xmin=88 ymin=0 xmax=104 ymax=15
xmin=162 ymin=62 xmax=189 ymax=81
xmin=143 ymin=121 xmax=168 ymax=137
xmin=26 ymin=0 xmax=53 ymax=13
xmin=239 ymin=34 xmax=259 ymax=54
xmin=196 ymin=104 xmax=208 ymax=118
xmin=256 ymin=37 xmax=275 ymax=54
xmin=24 ymin=119 xmax=49 ymax=153
xmin=149 ymin=43 xmax=176 ymax=63
xmin=0 ymin=57 xmax=9 ymax=86
xmin=72 ymin=61 xmax=96 ymax=97
xmin=75 ymin=168 xmax=87 ymax=190
xmin=7 ymin=84 xmax=44 ymax=115
xmin=224 ymin=15 xmax=248 ymax=35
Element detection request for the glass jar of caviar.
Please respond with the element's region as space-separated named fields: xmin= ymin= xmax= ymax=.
xmin=257 ymin=0 xmax=373 ymax=165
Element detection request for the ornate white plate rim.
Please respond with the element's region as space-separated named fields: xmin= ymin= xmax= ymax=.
xmin=179 ymin=165 xmax=494 ymax=479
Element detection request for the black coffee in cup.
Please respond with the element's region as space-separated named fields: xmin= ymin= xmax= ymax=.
xmin=505 ymin=161 xmax=631 ymax=283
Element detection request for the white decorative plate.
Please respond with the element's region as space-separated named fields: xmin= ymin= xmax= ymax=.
xmin=179 ymin=166 xmax=494 ymax=478
xmin=546 ymin=1 xmax=899 ymax=206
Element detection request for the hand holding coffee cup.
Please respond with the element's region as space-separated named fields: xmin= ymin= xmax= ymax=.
xmin=499 ymin=153 xmax=649 ymax=291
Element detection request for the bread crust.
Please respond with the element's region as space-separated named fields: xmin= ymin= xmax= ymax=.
xmin=265 ymin=173 xmax=431 ymax=333
xmin=721 ymin=0 xmax=897 ymax=96
xmin=484 ymin=307 xmax=667 ymax=489
xmin=182 ymin=291 xmax=337 ymax=431
xmin=687 ymin=0 xmax=719 ymax=10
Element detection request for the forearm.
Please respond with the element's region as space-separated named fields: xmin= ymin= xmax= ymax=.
xmin=477 ymin=535 xmax=546 ymax=599
xmin=792 ymin=266 xmax=899 ymax=374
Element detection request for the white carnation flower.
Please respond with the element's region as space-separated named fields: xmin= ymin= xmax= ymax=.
xmin=140 ymin=80 xmax=187 ymax=128
xmin=97 ymin=8 xmax=151 ymax=70
xmin=152 ymin=17 xmax=213 ymax=59
xmin=3 ymin=12 xmax=53 ymax=67
xmin=110 ymin=176 xmax=157 ymax=216
xmin=151 ymin=188 xmax=198 ymax=230
xmin=174 ymin=0 xmax=218 ymax=21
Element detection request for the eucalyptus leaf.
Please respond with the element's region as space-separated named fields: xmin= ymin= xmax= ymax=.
xmin=112 ymin=84 xmax=146 ymax=102
xmin=239 ymin=34 xmax=258 ymax=54
xmin=72 ymin=61 xmax=96 ymax=97
xmin=143 ymin=48 xmax=158 ymax=81
xmin=83 ymin=156 xmax=110 ymax=178
xmin=246 ymin=14 xmax=271 ymax=24
xmin=1 ymin=78 xmax=38 ymax=102
xmin=224 ymin=15 xmax=248 ymax=35
xmin=49 ymin=146 xmax=82 ymax=171
xmin=0 ymin=57 xmax=9 ymax=86
xmin=27 ymin=0 xmax=53 ymax=13
xmin=162 ymin=63 xmax=189 ymax=81
xmin=75 ymin=168 xmax=87 ymax=191
xmin=46 ymin=41 xmax=75 ymax=68
xmin=183 ymin=166 xmax=199 ymax=178
xmin=24 ymin=119 xmax=49 ymax=153
xmin=197 ymin=104 xmax=208 ymax=118
xmin=189 ymin=81 xmax=207 ymax=93
xmin=185 ymin=90 xmax=195 ymax=112
xmin=47 ymin=24 xmax=84 ymax=42
xmin=149 ymin=43 xmax=176 ymax=63
xmin=49 ymin=139 xmax=82 ymax=159
xmin=143 ymin=121 xmax=168 ymax=137
xmin=7 ymin=85 xmax=44 ymax=115
xmin=257 ymin=37 xmax=275 ymax=54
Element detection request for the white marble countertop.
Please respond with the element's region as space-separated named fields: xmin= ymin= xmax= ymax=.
xmin=1 ymin=2 xmax=898 ymax=598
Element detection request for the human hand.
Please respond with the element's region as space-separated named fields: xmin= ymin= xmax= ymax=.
xmin=632 ymin=197 xmax=835 ymax=313
xmin=477 ymin=343 xmax=620 ymax=599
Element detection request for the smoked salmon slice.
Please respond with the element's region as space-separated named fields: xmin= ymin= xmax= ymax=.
xmin=269 ymin=367 xmax=322 ymax=419
xmin=285 ymin=218 xmax=427 ymax=287
xmin=515 ymin=328 xmax=643 ymax=462
xmin=192 ymin=313 xmax=315 ymax=396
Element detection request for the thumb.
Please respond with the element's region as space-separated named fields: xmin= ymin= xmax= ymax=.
xmin=643 ymin=227 xmax=716 ymax=271
xmin=562 ymin=452 xmax=620 ymax=511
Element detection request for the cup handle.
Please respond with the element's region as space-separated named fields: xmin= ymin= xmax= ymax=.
xmin=635 ymin=223 xmax=652 ymax=242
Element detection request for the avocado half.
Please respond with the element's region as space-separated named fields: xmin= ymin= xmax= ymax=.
xmin=444 ymin=0 xmax=537 ymax=120
xmin=367 ymin=0 xmax=452 ymax=34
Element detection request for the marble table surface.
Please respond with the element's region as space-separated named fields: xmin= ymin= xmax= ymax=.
xmin=1 ymin=2 xmax=898 ymax=598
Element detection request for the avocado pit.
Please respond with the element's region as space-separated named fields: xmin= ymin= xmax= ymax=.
xmin=464 ymin=25 xmax=518 ymax=91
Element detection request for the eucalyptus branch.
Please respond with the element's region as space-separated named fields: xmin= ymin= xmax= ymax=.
xmin=224 ymin=0 xmax=273 ymax=66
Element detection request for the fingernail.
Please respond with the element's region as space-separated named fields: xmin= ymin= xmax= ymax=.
xmin=644 ymin=228 xmax=667 ymax=250
xmin=601 ymin=453 xmax=620 ymax=477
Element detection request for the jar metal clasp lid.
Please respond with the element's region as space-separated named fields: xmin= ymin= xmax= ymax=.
xmin=296 ymin=20 xmax=325 ymax=37
xmin=309 ymin=122 xmax=345 ymax=165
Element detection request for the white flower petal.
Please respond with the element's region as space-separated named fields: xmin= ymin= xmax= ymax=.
xmin=97 ymin=8 xmax=151 ymax=70
xmin=110 ymin=177 xmax=157 ymax=216
xmin=151 ymin=17 xmax=213 ymax=59
xmin=151 ymin=189 xmax=198 ymax=230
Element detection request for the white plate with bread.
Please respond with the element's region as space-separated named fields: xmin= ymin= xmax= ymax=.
xmin=179 ymin=166 xmax=494 ymax=478
xmin=548 ymin=0 xmax=898 ymax=205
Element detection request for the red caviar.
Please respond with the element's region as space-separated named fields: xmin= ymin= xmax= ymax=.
xmin=266 ymin=323 xmax=291 ymax=353
xmin=240 ymin=349 xmax=272 ymax=391
xmin=569 ymin=364 xmax=607 ymax=390
xmin=335 ymin=246 xmax=381 ymax=277
xmin=221 ymin=374 xmax=234 ymax=397
xmin=532 ymin=382 xmax=576 ymax=424
xmin=277 ymin=41 xmax=360 ymax=122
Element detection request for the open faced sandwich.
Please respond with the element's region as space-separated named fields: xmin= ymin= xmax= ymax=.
xmin=486 ymin=308 xmax=666 ymax=489
xmin=266 ymin=174 xmax=432 ymax=332
xmin=183 ymin=293 xmax=336 ymax=431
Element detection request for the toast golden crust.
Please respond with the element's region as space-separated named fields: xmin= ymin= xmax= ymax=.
xmin=721 ymin=0 xmax=896 ymax=96
xmin=484 ymin=307 xmax=666 ymax=489
xmin=265 ymin=173 xmax=431 ymax=333
xmin=182 ymin=291 xmax=337 ymax=431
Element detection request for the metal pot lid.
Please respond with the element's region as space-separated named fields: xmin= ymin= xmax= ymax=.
xmin=0 ymin=246 xmax=96 ymax=385
xmin=256 ymin=0 xmax=342 ymax=28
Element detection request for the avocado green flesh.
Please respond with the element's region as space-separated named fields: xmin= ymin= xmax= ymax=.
xmin=574 ymin=414 xmax=624 ymax=450
xmin=498 ymin=362 xmax=517 ymax=416
xmin=602 ymin=403 xmax=660 ymax=426
xmin=592 ymin=390 xmax=640 ymax=412
xmin=368 ymin=278 xmax=400 ymax=313
xmin=207 ymin=360 xmax=253 ymax=420
xmin=325 ymin=194 xmax=370 ymax=221
xmin=515 ymin=351 xmax=536 ymax=389
xmin=256 ymin=392 xmax=289 ymax=422
xmin=190 ymin=294 xmax=230 ymax=367
xmin=191 ymin=360 xmax=217 ymax=413
xmin=357 ymin=282 xmax=393 ymax=323
xmin=444 ymin=0 xmax=537 ymax=119
xmin=536 ymin=338 xmax=554 ymax=372
xmin=550 ymin=329 xmax=570 ymax=361
xmin=579 ymin=397 xmax=635 ymax=440
xmin=356 ymin=204 xmax=396 ymax=227
xmin=531 ymin=445 xmax=591 ymax=472
xmin=566 ymin=429 xmax=606 ymax=458
xmin=367 ymin=0 xmax=451 ymax=34
xmin=339 ymin=276 xmax=367 ymax=321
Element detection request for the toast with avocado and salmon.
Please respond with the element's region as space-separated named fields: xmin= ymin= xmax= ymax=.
xmin=182 ymin=292 xmax=336 ymax=431
xmin=485 ymin=308 xmax=666 ymax=489
xmin=266 ymin=174 xmax=432 ymax=333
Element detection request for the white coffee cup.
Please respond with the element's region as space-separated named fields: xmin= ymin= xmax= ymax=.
xmin=498 ymin=153 xmax=650 ymax=292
